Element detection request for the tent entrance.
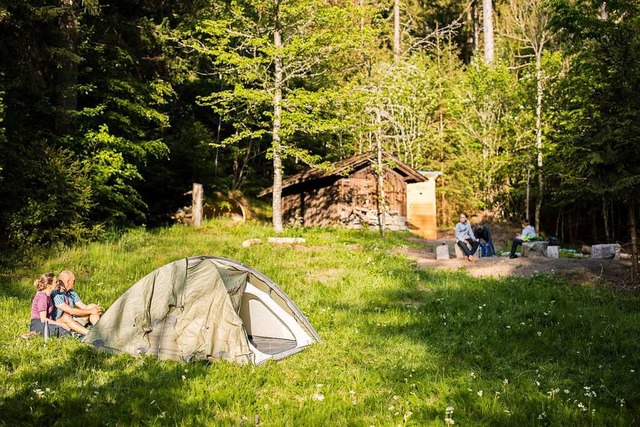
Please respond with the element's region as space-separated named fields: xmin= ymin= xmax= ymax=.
xmin=247 ymin=336 xmax=297 ymax=355
xmin=240 ymin=282 xmax=315 ymax=361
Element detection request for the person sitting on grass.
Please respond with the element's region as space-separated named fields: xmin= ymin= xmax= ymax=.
xmin=29 ymin=273 xmax=72 ymax=338
xmin=509 ymin=218 xmax=537 ymax=259
xmin=52 ymin=270 xmax=102 ymax=332
xmin=455 ymin=213 xmax=479 ymax=261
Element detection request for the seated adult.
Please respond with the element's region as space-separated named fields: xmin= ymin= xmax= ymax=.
xmin=509 ymin=218 xmax=537 ymax=259
xmin=30 ymin=273 xmax=71 ymax=338
xmin=455 ymin=213 xmax=479 ymax=261
xmin=474 ymin=223 xmax=496 ymax=257
xmin=52 ymin=270 xmax=102 ymax=332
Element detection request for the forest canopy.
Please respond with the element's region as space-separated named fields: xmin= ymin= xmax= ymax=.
xmin=0 ymin=0 xmax=639 ymax=255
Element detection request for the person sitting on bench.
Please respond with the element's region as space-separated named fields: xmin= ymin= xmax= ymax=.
xmin=509 ymin=218 xmax=536 ymax=259
xmin=455 ymin=213 xmax=479 ymax=261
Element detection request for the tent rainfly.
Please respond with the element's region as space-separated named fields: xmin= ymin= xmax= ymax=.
xmin=84 ymin=256 xmax=320 ymax=365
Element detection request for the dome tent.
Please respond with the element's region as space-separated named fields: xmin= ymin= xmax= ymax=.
xmin=84 ymin=256 xmax=320 ymax=364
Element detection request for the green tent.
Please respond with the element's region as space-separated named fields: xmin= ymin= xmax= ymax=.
xmin=84 ymin=256 xmax=320 ymax=364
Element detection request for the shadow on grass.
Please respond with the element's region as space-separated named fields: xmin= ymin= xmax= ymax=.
xmin=0 ymin=343 xmax=251 ymax=426
xmin=331 ymin=268 xmax=640 ymax=425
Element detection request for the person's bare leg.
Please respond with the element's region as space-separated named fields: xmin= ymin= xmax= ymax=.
xmin=60 ymin=313 xmax=88 ymax=335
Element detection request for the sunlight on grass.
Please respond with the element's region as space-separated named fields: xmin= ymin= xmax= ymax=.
xmin=0 ymin=219 xmax=639 ymax=425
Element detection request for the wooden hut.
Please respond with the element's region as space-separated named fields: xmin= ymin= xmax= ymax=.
xmin=259 ymin=152 xmax=440 ymax=239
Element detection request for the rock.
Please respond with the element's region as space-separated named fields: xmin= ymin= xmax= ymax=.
xmin=436 ymin=243 xmax=450 ymax=260
xmin=454 ymin=241 xmax=480 ymax=259
xmin=590 ymin=244 xmax=621 ymax=260
xmin=267 ymin=237 xmax=306 ymax=245
xmin=242 ymin=238 xmax=262 ymax=248
xmin=546 ymin=245 xmax=559 ymax=258
xmin=522 ymin=241 xmax=548 ymax=258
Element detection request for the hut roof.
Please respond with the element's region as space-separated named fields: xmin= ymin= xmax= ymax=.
xmin=258 ymin=151 xmax=427 ymax=197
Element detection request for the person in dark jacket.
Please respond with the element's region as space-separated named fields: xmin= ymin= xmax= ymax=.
xmin=474 ymin=223 xmax=496 ymax=257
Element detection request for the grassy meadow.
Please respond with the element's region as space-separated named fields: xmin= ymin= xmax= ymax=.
xmin=1 ymin=219 xmax=639 ymax=426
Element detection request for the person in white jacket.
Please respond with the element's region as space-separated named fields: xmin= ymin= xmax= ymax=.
xmin=509 ymin=218 xmax=536 ymax=259
xmin=454 ymin=213 xmax=479 ymax=261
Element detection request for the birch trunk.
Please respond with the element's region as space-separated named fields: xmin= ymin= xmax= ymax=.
xmin=534 ymin=51 xmax=544 ymax=232
xmin=393 ymin=0 xmax=400 ymax=58
xmin=272 ymin=2 xmax=284 ymax=233
xmin=483 ymin=0 xmax=494 ymax=64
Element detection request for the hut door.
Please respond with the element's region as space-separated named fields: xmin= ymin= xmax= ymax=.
xmin=406 ymin=181 xmax=437 ymax=239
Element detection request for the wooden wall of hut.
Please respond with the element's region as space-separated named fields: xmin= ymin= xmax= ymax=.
xmin=281 ymin=167 xmax=409 ymax=228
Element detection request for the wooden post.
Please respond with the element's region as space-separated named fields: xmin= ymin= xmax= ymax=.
xmin=192 ymin=183 xmax=203 ymax=227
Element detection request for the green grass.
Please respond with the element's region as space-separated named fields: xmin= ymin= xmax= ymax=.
xmin=1 ymin=219 xmax=639 ymax=426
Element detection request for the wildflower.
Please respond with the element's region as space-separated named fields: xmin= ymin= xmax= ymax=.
xmin=388 ymin=405 xmax=395 ymax=411
xmin=538 ymin=412 xmax=546 ymax=419
xmin=349 ymin=390 xmax=356 ymax=395
xmin=564 ymin=389 xmax=570 ymax=394
xmin=477 ymin=390 xmax=483 ymax=397
xmin=503 ymin=379 xmax=509 ymax=385
xmin=470 ymin=371 xmax=476 ymax=379
xmin=444 ymin=406 xmax=455 ymax=425
xmin=577 ymin=402 xmax=587 ymax=412
xmin=312 ymin=393 xmax=325 ymax=402
xmin=537 ymin=331 xmax=542 ymax=336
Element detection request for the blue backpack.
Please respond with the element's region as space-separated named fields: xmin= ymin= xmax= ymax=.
xmin=480 ymin=242 xmax=495 ymax=257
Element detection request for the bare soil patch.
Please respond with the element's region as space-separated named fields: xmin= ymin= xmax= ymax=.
xmin=397 ymin=233 xmax=632 ymax=288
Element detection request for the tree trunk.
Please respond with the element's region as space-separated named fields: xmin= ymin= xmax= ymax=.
xmin=192 ymin=183 xmax=203 ymax=227
xmin=483 ymin=0 xmax=494 ymax=64
xmin=375 ymin=110 xmax=386 ymax=237
xmin=55 ymin=1 xmax=79 ymax=135
xmin=628 ymin=192 xmax=639 ymax=286
xmin=393 ymin=0 xmax=400 ymax=58
xmin=603 ymin=196 xmax=610 ymax=242
xmin=272 ymin=3 xmax=284 ymax=233
xmin=526 ymin=163 xmax=531 ymax=221
xmin=534 ymin=51 xmax=544 ymax=232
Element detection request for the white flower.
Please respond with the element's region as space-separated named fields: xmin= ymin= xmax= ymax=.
xmin=477 ymin=390 xmax=483 ymax=397
xmin=312 ymin=393 xmax=325 ymax=402
xmin=503 ymin=379 xmax=509 ymax=385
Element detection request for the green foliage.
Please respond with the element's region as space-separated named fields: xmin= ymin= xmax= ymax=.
xmin=1 ymin=143 xmax=100 ymax=247
xmin=0 ymin=223 xmax=639 ymax=425
xmin=548 ymin=0 xmax=640 ymax=201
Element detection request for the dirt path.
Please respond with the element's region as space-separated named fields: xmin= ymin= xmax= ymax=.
xmin=397 ymin=237 xmax=632 ymax=288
